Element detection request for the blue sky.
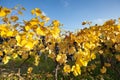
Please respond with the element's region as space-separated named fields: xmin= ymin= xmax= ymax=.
xmin=0 ymin=0 xmax=120 ymax=31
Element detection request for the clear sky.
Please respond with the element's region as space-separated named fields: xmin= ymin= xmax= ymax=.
xmin=0 ymin=0 xmax=120 ymax=31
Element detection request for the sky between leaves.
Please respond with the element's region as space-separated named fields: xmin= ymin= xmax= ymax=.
xmin=0 ymin=0 xmax=120 ymax=31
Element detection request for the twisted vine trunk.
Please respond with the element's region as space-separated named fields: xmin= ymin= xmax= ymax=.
xmin=54 ymin=42 xmax=59 ymax=80
xmin=55 ymin=63 xmax=59 ymax=80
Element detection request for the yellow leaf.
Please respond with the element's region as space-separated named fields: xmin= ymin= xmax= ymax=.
xmin=16 ymin=35 xmax=21 ymax=43
xmin=24 ymin=41 xmax=34 ymax=50
xmin=56 ymin=53 xmax=67 ymax=64
xmin=3 ymin=7 xmax=11 ymax=15
xmin=68 ymin=47 xmax=76 ymax=55
xmin=91 ymin=64 xmax=96 ymax=70
xmin=71 ymin=64 xmax=81 ymax=76
xmin=52 ymin=20 xmax=60 ymax=26
xmin=100 ymin=66 xmax=107 ymax=74
xmin=21 ymin=39 xmax=27 ymax=46
xmin=0 ymin=7 xmax=11 ymax=17
xmin=63 ymin=64 xmax=71 ymax=73
xmin=34 ymin=55 xmax=40 ymax=66
xmin=39 ymin=22 xmax=45 ymax=26
xmin=51 ymin=26 xmax=60 ymax=38
xmin=91 ymin=53 xmax=96 ymax=60
xmin=18 ymin=10 xmax=23 ymax=15
xmin=31 ymin=9 xmax=35 ymax=15
xmin=82 ymin=21 xmax=87 ymax=25
xmin=83 ymin=42 xmax=91 ymax=49
xmin=0 ymin=51 xmax=3 ymax=56
xmin=22 ymin=53 xmax=29 ymax=59
xmin=10 ymin=16 xmax=19 ymax=22
xmin=27 ymin=67 xmax=33 ymax=74
xmin=0 ymin=10 xmax=6 ymax=17
xmin=2 ymin=17 xmax=9 ymax=23
xmin=36 ymin=27 xmax=45 ymax=36
xmin=35 ymin=8 xmax=42 ymax=16
xmin=117 ymin=25 xmax=120 ymax=30
xmin=1 ymin=31 xmax=6 ymax=37
xmin=99 ymin=50 xmax=103 ymax=54
xmin=30 ymin=18 xmax=39 ymax=26
xmin=40 ymin=15 xmax=50 ymax=22
xmin=115 ymin=55 xmax=120 ymax=61
xmin=79 ymin=59 xmax=88 ymax=66
xmin=25 ymin=26 xmax=31 ymax=31
xmin=7 ymin=31 xmax=14 ymax=37
xmin=31 ymin=8 xmax=42 ymax=16
xmin=21 ymin=7 xmax=26 ymax=10
xmin=2 ymin=56 xmax=11 ymax=64
xmin=48 ymin=53 xmax=56 ymax=60
xmin=0 ymin=24 xmax=8 ymax=31
xmin=104 ymin=63 xmax=111 ymax=67
xmin=12 ymin=53 xmax=18 ymax=59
